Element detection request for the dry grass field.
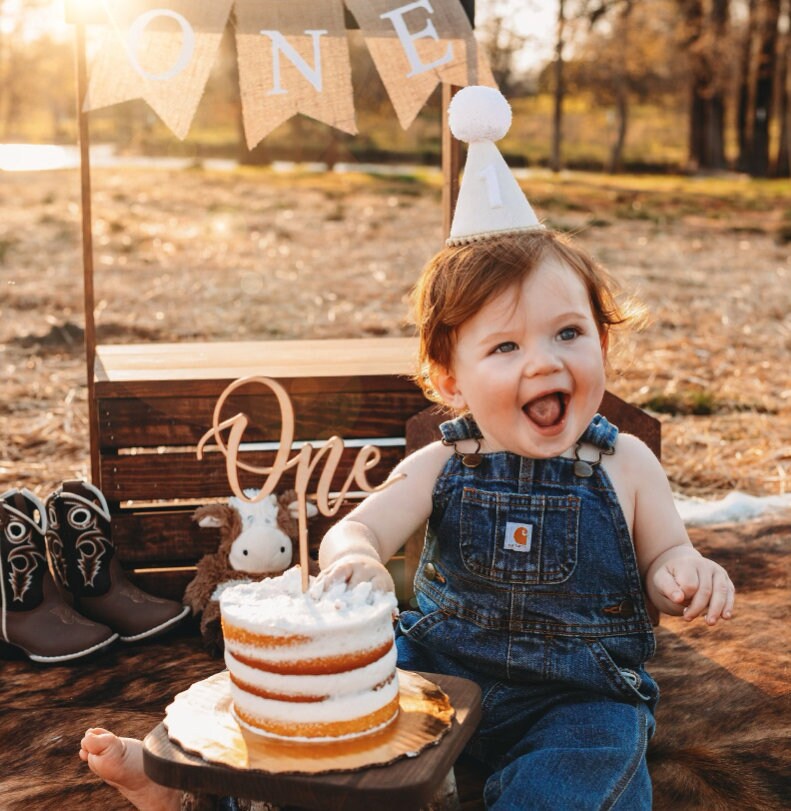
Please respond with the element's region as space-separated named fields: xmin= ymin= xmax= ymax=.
xmin=1 ymin=163 xmax=790 ymax=811
xmin=1 ymin=164 xmax=790 ymax=499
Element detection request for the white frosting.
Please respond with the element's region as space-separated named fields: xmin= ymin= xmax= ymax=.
xmin=225 ymin=643 xmax=397 ymax=697
xmin=220 ymin=567 xmax=400 ymax=740
xmin=220 ymin=567 xmax=398 ymax=633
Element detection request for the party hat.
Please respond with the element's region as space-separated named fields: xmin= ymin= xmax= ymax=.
xmin=447 ymin=86 xmax=543 ymax=246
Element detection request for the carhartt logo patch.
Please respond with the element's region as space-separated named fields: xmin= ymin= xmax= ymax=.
xmin=504 ymin=521 xmax=532 ymax=552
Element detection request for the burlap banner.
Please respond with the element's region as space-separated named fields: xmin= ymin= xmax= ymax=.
xmin=82 ymin=0 xmax=493 ymax=145
xmin=234 ymin=0 xmax=355 ymax=148
xmin=84 ymin=0 xmax=234 ymax=139
xmin=345 ymin=0 xmax=494 ymax=129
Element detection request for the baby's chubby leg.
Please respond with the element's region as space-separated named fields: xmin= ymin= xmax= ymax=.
xmin=79 ymin=728 xmax=180 ymax=811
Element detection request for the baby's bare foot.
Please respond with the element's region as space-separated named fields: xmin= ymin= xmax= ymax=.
xmin=79 ymin=728 xmax=180 ymax=811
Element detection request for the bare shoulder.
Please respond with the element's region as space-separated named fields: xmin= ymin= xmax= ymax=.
xmin=392 ymin=439 xmax=455 ymax=482
xmin=613 ymin=432 xmax=662 ymax=469
xmin=346 ymin=440 xmax=454 ymax=555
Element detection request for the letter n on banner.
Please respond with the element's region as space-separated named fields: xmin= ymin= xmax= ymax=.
xmin=346 ymin=0 xmax=495 ymax=129
xmin=235 ymin=0 xmax=357 ymax=149
xmin=83 ymin=0 xmax=234 ymax=139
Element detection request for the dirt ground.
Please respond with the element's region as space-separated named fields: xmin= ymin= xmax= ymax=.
xmin=1 ymin=164 xmax=789 ymax=498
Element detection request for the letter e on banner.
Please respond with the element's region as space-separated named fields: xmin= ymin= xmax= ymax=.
xmin=345 ymin=0 xmax=495 ymax=129
xmin=379 ymin=0 xmax=453 ymax=78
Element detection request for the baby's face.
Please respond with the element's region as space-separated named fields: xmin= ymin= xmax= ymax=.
xmin=436 ymin=257 xmax=607 ymax=458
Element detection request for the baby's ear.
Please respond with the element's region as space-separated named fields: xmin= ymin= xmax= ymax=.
xmin=430 ymin=365 xmax=466 ymax=410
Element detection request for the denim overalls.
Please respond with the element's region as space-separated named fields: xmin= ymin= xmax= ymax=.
xmin=396 ymin=414 xmax=659 ymax=810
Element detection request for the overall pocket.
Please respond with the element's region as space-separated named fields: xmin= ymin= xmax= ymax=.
xmin=585 ymin=638 xmax=658 ymax=703
xmin=459 ymin=487 xmax=580 ymax=584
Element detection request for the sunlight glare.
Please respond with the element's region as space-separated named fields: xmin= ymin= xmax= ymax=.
xmin=0 ymin=144 xmax=77 ymax=172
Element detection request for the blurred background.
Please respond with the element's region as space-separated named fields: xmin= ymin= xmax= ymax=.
xmin=0 ymin=0 xmax=788 ymax=176
xmin=1 ymin=1 xmax=789 ymax=501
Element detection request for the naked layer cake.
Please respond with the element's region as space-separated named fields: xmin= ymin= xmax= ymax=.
xmin=220 ymin=567 xmax=399 ymax=741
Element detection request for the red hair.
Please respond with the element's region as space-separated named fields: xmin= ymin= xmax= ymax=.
xmin=411 ymin=230 xmax=639 ymax=403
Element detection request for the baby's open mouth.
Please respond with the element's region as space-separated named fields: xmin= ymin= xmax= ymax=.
xmin=523 ymin=392 xmax=568 ymax=428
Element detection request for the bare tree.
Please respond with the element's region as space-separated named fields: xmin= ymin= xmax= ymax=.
xmin=607 ymin=0 xmax=635 ymax=172
xmin=772 ymin=0 xmax=791 ymax=177
xmin=680 ymin=0 xmax=731 ymax=171
xmin=772 ymin=0 xmax=790 ymax=175
xmin=738 ymin=0 xmax=782 ymax=175
xmin=551 ymin=0 xmax=567 ymax=172
xmin=478 ymin=0 xmax=530 ymax=94
xmin=753 ymin=0 xmax=781 ymax=175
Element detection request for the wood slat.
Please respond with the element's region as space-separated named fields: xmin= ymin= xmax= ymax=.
xmin=100 ymin=445 xmax=403 ymax=501
xmin=110 ymin=503 xmax=358 ymax=564
xmin=95 ymin=338 xmax=421 ymax=398
xmin=127 ymin=567 xmax=195 ymax=602
xmin=98 ymin=389 xmax=429 ymax=449
xmin=600 ymin=391 xmax=661 ymax=459
xmin=111 ymin=509 xmax=219 ymax=563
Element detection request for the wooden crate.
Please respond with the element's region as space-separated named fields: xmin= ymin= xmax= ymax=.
xmin=95 ymin=335 xmax=660 ymax=605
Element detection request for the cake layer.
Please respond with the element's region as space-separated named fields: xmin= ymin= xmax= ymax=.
xmin=233 ymin=693 xmax=401 ymax=741
xmin=223 ymin=632 xmax=394 ymax=675
xmin=220 ymin=568 xmax=400 ymax=741
xmin=229 ymin=669 xmax=399 ymax=727
xmin=224 ymin=642 xmax=397 ymax=698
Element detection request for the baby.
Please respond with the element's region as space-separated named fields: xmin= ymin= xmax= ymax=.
xmin=80 ymin=87 xmax=733 ymax=810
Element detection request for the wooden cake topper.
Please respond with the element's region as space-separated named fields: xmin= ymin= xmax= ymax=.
xmin=197 ymin=376 xmax=402 ymax=591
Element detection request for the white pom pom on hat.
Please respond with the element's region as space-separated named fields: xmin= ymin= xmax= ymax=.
xmin=448 ymin=85 xmax=513 ymax=143
xmin=447 ymin=86 xmax=543 ymax=246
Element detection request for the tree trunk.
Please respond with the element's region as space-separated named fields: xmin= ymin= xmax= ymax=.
xmin=551 ymin=0 xmax=566 ymax=173
xmin=608 ymin=1 xmax=635 ymax=173
xmin=706 ymin=0 xmax=729 ymax=168
xmin=773 ymin=0 xmax=790 ymax=176
xmin=683 ymin=0 xmax=729 ymax=171
xmin=737 ymin=0 xmax=758 ymax=170
xmin=748 ymin=0 xmax=781 ymax=176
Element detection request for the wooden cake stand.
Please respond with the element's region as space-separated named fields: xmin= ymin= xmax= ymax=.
xmin=143 ymin=671 xmax=482 ymax=811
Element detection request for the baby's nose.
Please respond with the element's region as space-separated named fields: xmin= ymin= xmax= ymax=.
xmin=523 ymin=346 xmax=562 ymax=376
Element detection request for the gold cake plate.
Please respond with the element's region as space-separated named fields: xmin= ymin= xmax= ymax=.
xmin=163 ymin=669 xmax=455 ymax=775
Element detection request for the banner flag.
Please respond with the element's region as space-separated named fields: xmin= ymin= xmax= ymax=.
xmin=80 ymin=0 xmax=495 ymax=143
xmin=344 ymin=0 xmax=495 ymax=129
xmin=234 ymin=0 xmax=356 ymax=149
xmin=84 ymin=0 xmax=233 ymax=139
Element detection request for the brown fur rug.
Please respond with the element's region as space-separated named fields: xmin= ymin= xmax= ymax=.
xmin=1 ymin=516 xmax=789 ymax=811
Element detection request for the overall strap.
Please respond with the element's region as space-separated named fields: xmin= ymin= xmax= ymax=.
xmin=578 ymin=414 xmax=619 ymax=452
xmin=439 ymin=414 xmax=482 ymax=444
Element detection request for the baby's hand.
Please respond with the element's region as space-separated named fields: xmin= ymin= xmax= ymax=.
xmin=315 ymin=553 xmax=395 ymax=594
xmin=647 ymin=546 xmax=734 ymax=625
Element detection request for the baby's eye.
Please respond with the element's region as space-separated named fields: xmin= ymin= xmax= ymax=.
xmin=558 ymin=327 xmax=580 ymax=342
xmin=493 ymin=341 xmax=518 ymax=354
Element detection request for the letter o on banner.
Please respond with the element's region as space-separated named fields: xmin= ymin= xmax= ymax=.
xmin=126 ymin=9 xmax=196 ymax=81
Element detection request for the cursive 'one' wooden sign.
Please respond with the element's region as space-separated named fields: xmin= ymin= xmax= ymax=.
xmin=196 ymin=376 xmax=401 ymax=591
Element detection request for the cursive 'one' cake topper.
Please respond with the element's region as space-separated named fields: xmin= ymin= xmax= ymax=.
xmin=196 ymin=376 xmax=402 ymax=592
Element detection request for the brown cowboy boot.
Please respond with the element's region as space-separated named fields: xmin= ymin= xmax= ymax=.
xmin=45 ymin=481 xmax=189 ymax=642
xmin=0 ymin=488 xmax=118 ymax=662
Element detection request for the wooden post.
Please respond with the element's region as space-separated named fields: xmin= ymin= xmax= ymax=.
xmin=441 ymin=1 xmax=474 ymax=242
xmin=441 ymin=84 xmax=462 ymax=241
xmin=71 ymin=14 xmax=100 ymax=484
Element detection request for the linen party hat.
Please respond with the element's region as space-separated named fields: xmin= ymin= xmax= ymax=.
xmin=446 ymin=85 xmax=543 ymax=246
